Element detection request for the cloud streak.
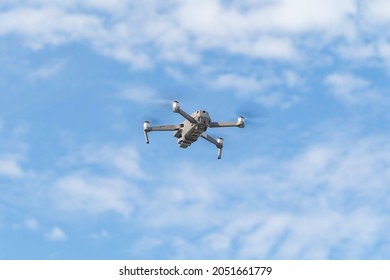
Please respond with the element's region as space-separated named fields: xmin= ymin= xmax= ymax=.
xmin=53 ymin=173 xmax=136 ymax=217
xmin=2 ymin=0 xmax=390 ymax=111
xmin=134 ymin=125 xmax=390 ymax=259
xmin=52 ymin=143 xmax=143 ymax=217
xmin=1 ymin=0 xmax=390 ymax=260
xmin=0 ymin=0 xmax=386 ymax=68
xmin=46 ymin=226 xmax=67 ymax=241
xmin=0 ymin=155 xmax=26 ymax=178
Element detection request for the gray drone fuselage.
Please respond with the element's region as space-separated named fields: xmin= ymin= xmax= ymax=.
xmin=174 ymin=110 xmax=210 ymax=148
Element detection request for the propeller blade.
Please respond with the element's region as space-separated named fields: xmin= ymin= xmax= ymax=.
xmin=236 ymin=102 xmax=267 ymax=126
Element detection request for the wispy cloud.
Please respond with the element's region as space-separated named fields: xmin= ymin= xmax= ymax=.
xmin=91 ymin=229 xmax=110 ymax=240
xmin=0 ymin=122 xmax=32 ymax=180
xmin=46 ymin=226 xmax=67 ymax=241
xmin=2 ymin=0 xmax=390 ymax=99
xmin=363 ymin=0 xmax=390 ymax=27
xmin=377 ymin=40 xmax=390 ymax=68
xmin=0 ymin=7 xmax=105 ymax=48
xmin=212 ymin=73 xmax=272 ymax=93
xmin=255 ymin=91 xmax=300 ymax=109
xmin=63 ymin=143 xmax=145 ymax=179
xmin=118 ymin=86 xmax=159 ymax=105
xmin=324 ymin=72 xmax=380 ymax=105
xmin=211 ymin=72 xmax=301 ymax=108
xmin=134 ymin=125 xmax=390 ymax=259
xmin=53 ymin=173 xmax=136 ymax=217
xmin=30 ymin=60 xmax=66 ymax=80
xmin=2 ymin=0 xmax=390 ymax=260
xmin=336 ymin=41 xmax=376 ymax=62
xmin=12 ymin=218 xmax=40 ymax=231
xmin=0 ymin=155 xmax=26 ymax=178
xmin=23 ymin=218 xmax=40 ymax=231
xmin=174 ymin=0 xmax=354 ymax=59
xmin=0 ymin=0 xmax=371 ymax=69
xmin=235 ymin=209 xmax=382 ymax=259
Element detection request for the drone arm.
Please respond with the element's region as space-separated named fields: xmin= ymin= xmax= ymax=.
xmin=201 ymin=132 xmax=220 ymax=146
xmin=209 ymin=116 xmax=245 ymax=128
xmin=201 ymin=132 xmax=223 ymax=159
xmin=176 ymin=109 xmax=197 ymax=124
xmin=143 ymin=122 xmax=181 ymax=144
xmin=172 ymin=101 xmax=197 ymax=124
xmin=209 ymin=121 xmax=239 ymax=128
xmin=147 ymin=125 xmax=181 ymax=131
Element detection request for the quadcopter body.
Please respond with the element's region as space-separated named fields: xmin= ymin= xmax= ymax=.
xmin=143 ymin=101 xmax=244 ymax=159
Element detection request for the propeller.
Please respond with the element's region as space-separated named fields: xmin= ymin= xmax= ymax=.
xmin=140 ymin=100 xmax=182 ymax=125
xmin=236 ymin=102 xmax=268 ymax=127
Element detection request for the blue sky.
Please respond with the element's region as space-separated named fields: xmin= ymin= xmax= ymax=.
xmin=1 ymin=0 xmax=390 ymax=259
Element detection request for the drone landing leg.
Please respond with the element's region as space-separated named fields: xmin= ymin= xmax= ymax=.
xmin=144 ymin=130 xmax=150 ymax=144
xmin=143 ymin=121 xmax=181 ymax=145
xmin=217 ymin=146 xmax=223 ymax=160
xmin=201 ymin=133 xmax=224 ymax=159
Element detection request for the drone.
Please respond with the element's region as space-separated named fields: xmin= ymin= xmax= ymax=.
xmin=143 ymin=101 xmax=245 ymax=159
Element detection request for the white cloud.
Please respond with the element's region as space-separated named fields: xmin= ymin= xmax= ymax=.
xmin=1 ymin=0 xmax=390 ymax=82
xmin=0 ymin=155 xmax=25 ymax=178
xmin=0 ymin=0 xmax=365 ymax=69
xmin=91 ymin=229 xmax=110 ymax=240
xmin=211 ymin=73 xmax=300 ymax=108
xmin=83 ymin=0 xmax=129 ymax=15
xmin=377 ymin=41 xmax=390 ymax=68
xmin=0 ymin=7 xmax=105 ymax=48
xmin=137 ymin=127 xmax=390 ymax=259
xmin=335 ymin=39 xmax=390 ymax=70
xmin=119 ymin=86 xmax=159 ymax=104
xmin=224 ymin=35 xmax=298 ymax=61
xmin=164 ymin=67 xmax=186 ymax=81
xmin=363 ymin=0 xmax=390 ymax=27
xmin=174 ymin=1 xmax=300 ymax=60
xmin=255 ymin=91 xmax=299 ymax=109
xmin=336 ymin=41 xmax=376 ymax=61
xmin=176 ymin=0 xmax=355 ymax=40
xmin=131 ymin=237 xmax=163 ymax=256
xmin=0 ymin=121 xmax=32 ymax=179
xmin=24 ymin=218 xmax=39 ymax=231
xmin=0 ymin=5 xmax=150 ymax=69
xmin=2 ymin=1 xmax=390 ymax=260
xmin=46 ymin=226 xmax=67 ymax=241
xmin=30 ymin=60 xmax=66 ymax=79
xmin=173 ymin=0 xmax=356 ymax=61
xmin=261 ymin=0 xmax=356 ymax=35
xmin=53 ymin=173 xmax=136 ymax=217
xmin=47 ymin=143 xmax=143 ymax=217
xmin=12 ymin=218 xmax=40 ymax=231
xmin=212 ymin=73 xmax=271 ymax=93
xmin=283 ymin=70 xmax=304 ymax=88
xmin=236 ymin=209 xmax=382 ymax=259
xmin=324 ymin=72 xmax=379 ymax=105
xmin=141 ymin=164 xmax=221 ymax=229
xmin=77 ymin=143 xmax=145 ymax=179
